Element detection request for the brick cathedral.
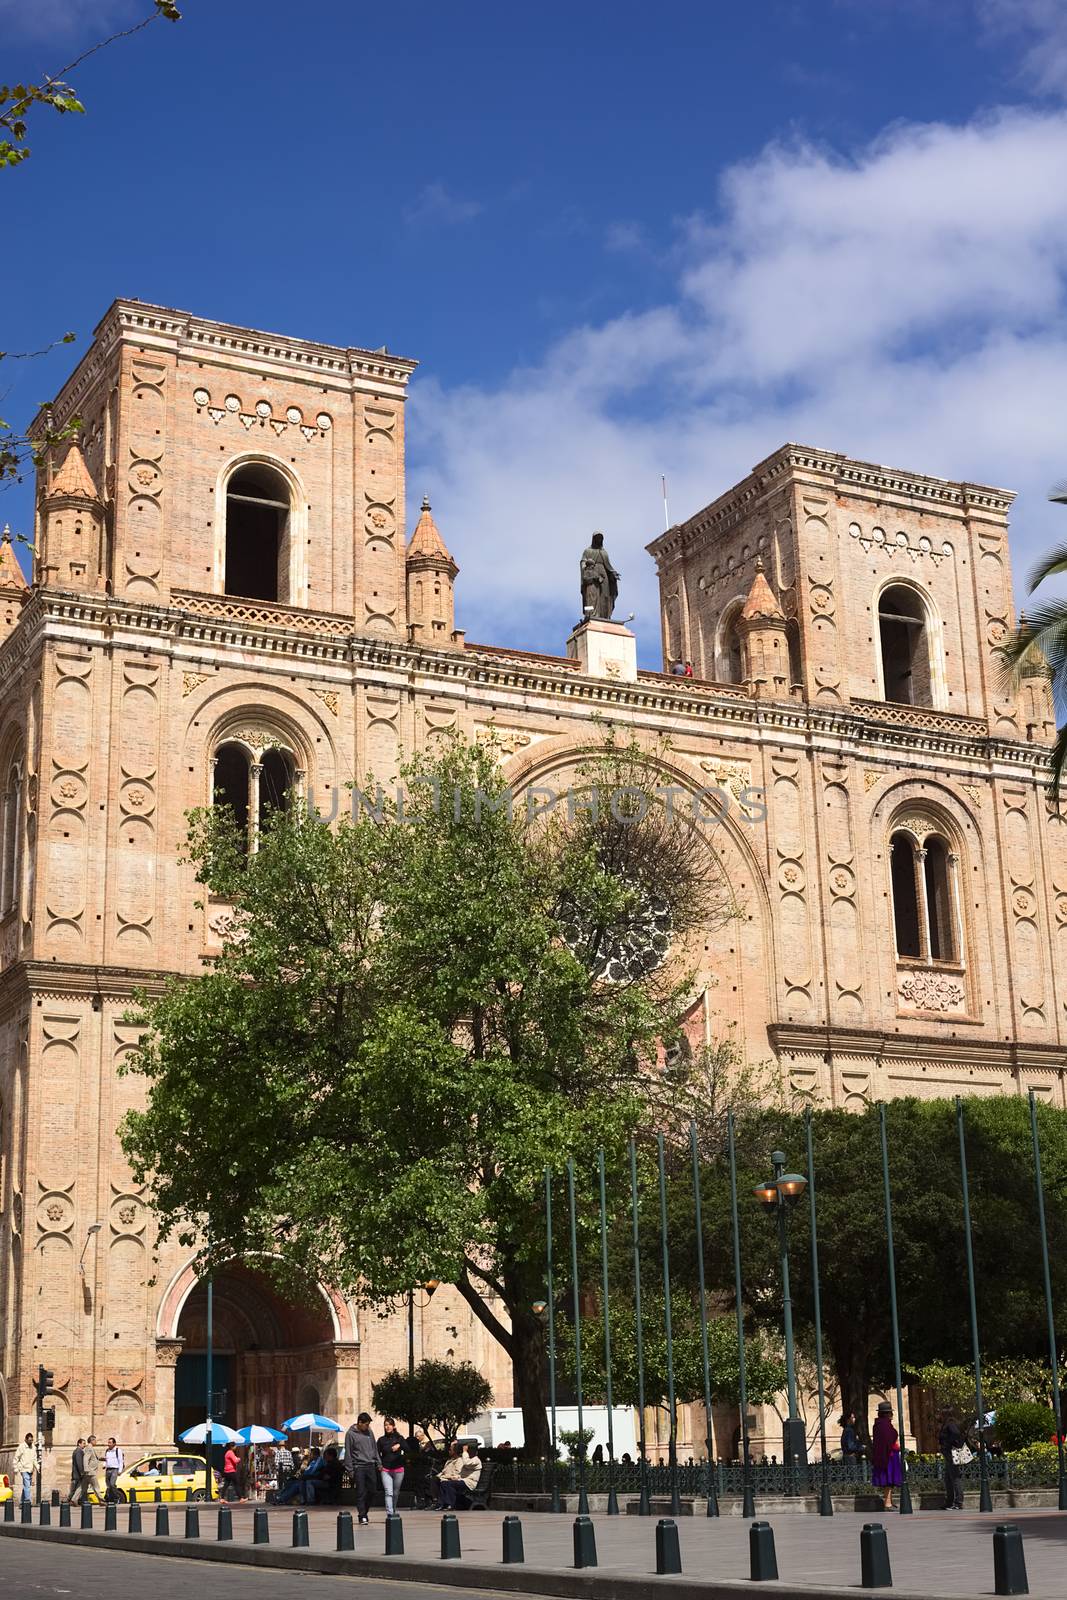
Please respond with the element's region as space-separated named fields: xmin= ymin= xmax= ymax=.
xmin=0 ymin=300 xmax=1062 ymax=1478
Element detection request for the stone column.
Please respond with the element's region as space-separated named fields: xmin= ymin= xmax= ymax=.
xmin=153 ymin=1339 xmax=184 ymax=1444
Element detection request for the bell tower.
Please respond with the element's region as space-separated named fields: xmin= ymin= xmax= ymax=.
xmin=405 ymin=496 xmax=463 ymax=648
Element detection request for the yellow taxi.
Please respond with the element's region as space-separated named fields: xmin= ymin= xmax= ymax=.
xmin=93 ymin=1452 xmax=219 ymax=1503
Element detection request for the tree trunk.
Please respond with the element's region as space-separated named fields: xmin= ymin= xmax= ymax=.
xmin=511 ymin=1305 xmax=551 ymax=1457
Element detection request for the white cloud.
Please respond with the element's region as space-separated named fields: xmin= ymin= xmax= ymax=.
xmin=403 ymin=183 xmax=483 ymax=228
xmin=0 ymin=0 xmax=141 ymax=45
xmin=409 ymin=108 xmax=1067 ymax=662
xmin=979 ymin=0 xmax=1067 ymax=96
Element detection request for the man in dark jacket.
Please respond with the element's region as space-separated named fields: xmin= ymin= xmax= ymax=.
xmin=67 ymin=1440 xmax=85 ymax=1503
xmin=343 ymin=1413 xmax=377 ymax=1524
xmin=938 ymin=1409 xmax=967 ymax=1509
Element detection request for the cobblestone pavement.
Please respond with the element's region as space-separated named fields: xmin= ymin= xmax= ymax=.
xmin=4 ymin=1502 xmax=1067 ymax=1597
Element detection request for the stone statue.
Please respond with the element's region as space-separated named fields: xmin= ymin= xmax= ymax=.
xmin=580 ymin=531 xmax=620 ymax=622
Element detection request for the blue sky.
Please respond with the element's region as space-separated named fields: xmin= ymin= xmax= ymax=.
xmin=3 ymin=0 xmax=1067 ymax=661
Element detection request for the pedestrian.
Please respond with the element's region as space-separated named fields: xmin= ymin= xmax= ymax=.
xmin=343 ymin=1412 xmax=378 ymax=1525
xmin=871 ymin=1402 xmax=902 ymax=1511
xmin=938 ymin=1407 xmax=968 ymax=1510
xmin=591 ymin=1443 xmax=604 ymax=1464
xmin=683 ymin=661 xmax=693 ymax=678
xmin=68 ymin=1439 xmax=86 ymax=1503
xmin=83 ymin=1436 xmax=102 ymax=1505
xmin=104 ymin=1436 xmax=124 ymax=1501
xmin=13 ymin=1433 xmax=35 ymax=1503
xmin=377 ymin=1418 xmax=406 ymax=1516
xmin=671 ymin=659 xmax=685 ymax=676
xmin=839 ymin=1411 xmax=862 ymax=1464
xmin=222 ymin=1442 xmax=241 ymax=1501
xmin=434 ymin=1443 xmax=465 ymax=1509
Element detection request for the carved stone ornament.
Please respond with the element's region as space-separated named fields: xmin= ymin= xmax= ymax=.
xmin=476 ymin=726 xmax=532 ymax=758
xmin=117 ymin=1203 xmax=137 ymax=1226
xmin=182 ymin=672 xmax=209 ymax=698
xmin=898 ymin=970 xmax=966 ymax=1012
xmin=864 ymin=771 xmax=880 ymax=792
xmin=155 ymin=1339 xmax=184 ymax=1369
xmin=894 ymin=813 xmax=939 ymax=843
xmin=310 ymin=688 xmax=340 ymax=716
xmin=698 ymin=758 xmax=752 ymax=799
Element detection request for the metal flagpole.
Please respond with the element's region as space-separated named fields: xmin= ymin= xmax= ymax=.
xmin=657 ymin=1134 xmax=681 ymax=1515
xmin=878 ymin=1105 xmax=912 ymax=1515
xmin=630 ymin=1137 xmax=651 ymax=1515
xmin=567 ymin=1158 xmax=590 ymax=1515
xmin=205 ymin=1275 xmax=215 ymax=1501
xmin=805 ymin=1108 xmax=832 ymax=1516
xmin=545 ymin=1167 xmax=560 ymax=1512
xmin=727 ymin=1110 xmax=755 ymax=1518
xmin=689 ymin=1120 xmax=719 ymax=1516
xmin=1029 ymin=1090 xmax=1067 ymax=1510
xmin=598 ymin=1149 xmax=620 ymax=1514
xmin=956 ymin=1097 xmax=992 ymax=1513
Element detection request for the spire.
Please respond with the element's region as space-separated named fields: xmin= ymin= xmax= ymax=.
xmin=1016 ymin=612 xmax=1052 ymax=679
xmin=46 ymin=441 xmax=101 ymax=503
xmin=407 ymin=494 xmax=457 ymax=572
xmin=0 ymin=526 xmax=26 ymax=591
xmin=740 ymin=555 xmax=785 ymax=622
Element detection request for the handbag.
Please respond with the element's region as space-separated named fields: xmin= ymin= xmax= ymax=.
xmin=951 ymin=1444 xmax=974 ymax=1466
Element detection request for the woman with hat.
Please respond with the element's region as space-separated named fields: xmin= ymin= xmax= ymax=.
xmin=871 ymin=1401 xmax=902 ymax=1511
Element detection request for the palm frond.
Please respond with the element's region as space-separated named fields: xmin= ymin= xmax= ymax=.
xmin=1029 ymin=541 xmax=1067 ymax=590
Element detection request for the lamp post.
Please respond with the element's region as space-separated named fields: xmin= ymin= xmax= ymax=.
xmin=689 ymin=1121 xmax=719 ymax=1517
xmin=1028 ymin=1089 xmax=1067 ymax=1510
xmin=541 ymin=1166 xmax=561 ymax=1511
xmin=656 ymin=1134 xmax=681 ymax=1516
xmin=804 ymin=1109 xmax=832 ymax=1516
xmin=597 ymin=1149 xmax=620 ymax=1514
xmin=727 ymin=1110 xmax=755 ymax=1518
xmin=406 ymin=1279 xmax=439 ymax=1446
xmin=878 ymin=1104 xmax=912 ymax=1515
xmin=566 ymin=1158 xmax=590 ymax=1515
xmin=753 ymin=1151 xmax=808 ymax=1489
xmin=629 ymin=1138 xmax=651 ymax=1515
xmin=956 ymin=1097 xmax=993 ymax=1514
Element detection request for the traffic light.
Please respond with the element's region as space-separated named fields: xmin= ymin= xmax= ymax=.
xmin=43 ymin=1407 xmax=56 ymax=1431
xmin=34 ymin=1367 xmax=54 ymax=1402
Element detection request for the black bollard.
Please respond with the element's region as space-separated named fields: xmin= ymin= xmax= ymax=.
xmin=441 ymin=1513 xmax=461 ymax=1559
xmin=154 ymin=1483 xmax=162 ymax=1504
xmin=40 ymin=1502 xmax=51 ymax=1527
xmin=292 ymin=1511 xmax=309 ymax=1549
xmin=3 ymin=1499 xmax=12 ymax=1524
xmin=20 ymin=1500 xmax=32 ymax=1524
xmin=707 ymin=1477 xmax=720 ymax=1518
xmin=656 ymin=1518 xmax=682 ymax=1576
xmin=749 ymin=1521 xmax=778 ymax=1582
xmin=51 ymin=1489 xmax=60 ymax=1506
xmin=155 ymin=1503 xmax=169 ymax=1537
xmin=573 ymin=1514 xmax=597 ymax=1569
xmin=253 ymin=1507 xmax=270 ymax=1545
xmin=384 ymin=1513 xmax=404 ymax=1555
xmin=59 ymin=1501 xmax=71 ymax=1528
xmin=185 ymin=1503 xmax=200 ymax=1540
xmin=104 ymin=1502 xmax=117 ymax=1532
xmin=820 ymin=1477 xmax=834 ymax=1517
xmin=994 ymin=1524 xmax=1029 ymax=1596
xmin=861 ymin=1522 xmax=893 ymax=1589
xmin=336 ymin=1511 xmax=354 ymax=1551
xmin=80 ymin=1503 xmax=93 ymax=1530
xmin=217 ymin=1506 xmax=232 ymax=1542
xmin=607 ymin=1483 xmax=619 ymax=1516
xmin=128 ymin=1501 xmax=141 ymax=1533
xmin=502 ymin=1515 xmax=524 ymax=1564
xmin=742 ymin=1479 xmax=756 ymax=1519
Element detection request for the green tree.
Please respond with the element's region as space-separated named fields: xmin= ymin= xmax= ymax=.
xmin=121 ymin=732 xmax=735 ymax=1455
xmin=1002 ymin=485 xmax=1067 ymax=796
xmin=371 ymin=1360 xmax=493 ymax=1447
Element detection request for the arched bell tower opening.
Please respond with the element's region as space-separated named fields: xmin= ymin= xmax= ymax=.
xmin=171 ymin=1263 xmax=339 ymax=1439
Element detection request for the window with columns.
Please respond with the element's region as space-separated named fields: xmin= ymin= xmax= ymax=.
xmin=889 ymin=822 xmax=962 ymax=966
xmin=0 ymin=754 xmax=23 ymax=917
xmin=212 ymin=735 xmax=302 ymax=853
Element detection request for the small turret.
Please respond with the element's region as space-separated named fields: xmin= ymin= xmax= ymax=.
xmin=406 ymin=495 xmax=463 ymax=649
xmin=1015 ymin=612 xmax=1056 ymax=743
xmin=736 ymin=557 xmax=789 ymax=693
xmin=39 ymin=442 xmax=105 ymax=591
xmin=0 ymin=524 xmax=28 ymax=645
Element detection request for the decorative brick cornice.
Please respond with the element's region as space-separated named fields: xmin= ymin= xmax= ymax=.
xmin=648 ymin=443 xmax=1015 ymax=566
xmin=770 ymin=1022 xmax=1067 ymax=1071
xmin=0 ymin=960 xmax=177 ymax=1008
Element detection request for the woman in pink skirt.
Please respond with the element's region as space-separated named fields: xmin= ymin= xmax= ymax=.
xmin=871 ymin=1401 xmax=902 ymax=1510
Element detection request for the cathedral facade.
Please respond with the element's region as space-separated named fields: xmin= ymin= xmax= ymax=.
xmin=0 ymin=300 xmax=1063 ymax=1475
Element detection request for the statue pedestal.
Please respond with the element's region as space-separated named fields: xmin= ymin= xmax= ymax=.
xmin=566 ymin=619 xmax=638 ymax=683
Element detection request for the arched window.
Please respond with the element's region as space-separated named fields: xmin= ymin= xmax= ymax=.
xmin=213 ymin=739 xmax=298 ymax=853
xmin=715 ymin=602 xmax=745 ymax=684
xmin=0 ymin=755 xmax=23 ymax=917
xmin=224 ymin=463 xmax=292 ymax=604
xmin=890 ymin=827 xmax=960 ymax=965
xmin=878 ymin=585 xmax=933 ymax=707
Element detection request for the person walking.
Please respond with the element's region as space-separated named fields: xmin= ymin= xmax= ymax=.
xmin=871 ymin=1402 xmax=902 ymax=1511
xmin=222 ymin=1443 xmax=241 ymax=1501
xmin=104 ymin=1437 xmax=124 ymax=1502
xmin=68 ymin=1439 xmax=86 ymax=1503
xmin=938 ymin=1407 xmax=967 ymax=1510
xmin=839 ymin=1411 xmax=862 ymax=1464
xmin=82 ymin=1436 xmax=102 ymax=1505
xmin=377 ymin=1418 xmax=406 ymax=1516
xmin=343 ymin=1412 xmax=378 ymax=1525
xmin=13 ymin=1433 xmax=35 ymax=1503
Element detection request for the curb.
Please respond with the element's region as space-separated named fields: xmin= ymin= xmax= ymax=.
xmin=0 ymin=1520 xmax=938 ymax=1600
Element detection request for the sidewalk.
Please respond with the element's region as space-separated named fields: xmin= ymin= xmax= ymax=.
xmin=3 ymin=1502 xmax=1065 ymax=1599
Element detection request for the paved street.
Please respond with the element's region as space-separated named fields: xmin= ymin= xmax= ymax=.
xmin=4 ymin=1504 xmax=1067 ymax=1597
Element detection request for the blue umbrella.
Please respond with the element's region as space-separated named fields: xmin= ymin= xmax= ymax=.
xmin=179 ymin=1420 xmax=240 ymax=1445
xmin=236 ymin=1425 xmax=286 ymax=1444
xmin=282 ymin=1413 xmax=342 ymax=1433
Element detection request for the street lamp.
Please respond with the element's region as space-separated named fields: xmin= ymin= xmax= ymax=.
xmin=754 ymin=1151 xmax=808 ymax=1486
xmin=407 ymin=1280 xmax=440 ymax=1380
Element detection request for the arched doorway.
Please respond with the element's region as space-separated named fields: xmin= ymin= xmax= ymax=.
xmin=172 ymin=1263 xmax=337 ymax=1439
